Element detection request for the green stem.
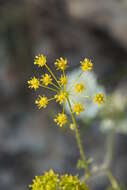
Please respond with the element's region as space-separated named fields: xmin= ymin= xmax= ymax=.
xmin=86 ymin=132 xmax=121 ymax=188
xmin=105 ymin=132 xmax=121 ymax=189
xmin=40 ymin=84 xmax=58 ymax=93
xmin=105 ymin=131 xmax=115 ymax=168
xmin=51 ymin=82 xmax=61 ymax=90
xmin=67 ymin=97 xmax=89 ymax=178
xmin=107 ymin=170 xmax=121 ymax=190
xmin=45 ymin=64 xmax=61 ymax=88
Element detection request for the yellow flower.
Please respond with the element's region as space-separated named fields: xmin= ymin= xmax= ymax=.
xmin=29 ymin=176 xmax=42 ymax=190
xmin=29 ymin=170 xmax=89 ymax=190
xmin=73 ymin=103 xmax=84 ymax=115
xmin=28 ymin=77 xmax=40 ymax=90
xmin=55 ymin=57 xmax=67 ymax=71
xmin=41 ymin=73 xmax=52 ymax=86
xmin=80 ymin=58 xmax=93 ymax=72
xmin=59 ymin=75 xmax=68 ymax=86
xmin=29 ymin=169 xmax=59 ymax=190
xmin=34 ymin=54 xmax=46 ymax=67
xmin=55 ymin=91 xmax=67 ymax=104
xmin=75 ymin=83 xmax=85 ymax=93
xmin=35 ymin=95 xmax=48 ymax=109
xmin=54 ymin=113 xmax=67 ymax=127
xmin=94 ymin=93 xmax=104 ymax=105
xmin=60 ymin=174 xmax=89 ymax=190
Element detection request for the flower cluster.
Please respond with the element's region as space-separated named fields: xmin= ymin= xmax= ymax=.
xmin=28 ymin=54 xmax=104 ymax=128
xmin=29 ymin=170 xmax=59 ymax=190
xmin=29 ymin=169 xmax=89 ymax=190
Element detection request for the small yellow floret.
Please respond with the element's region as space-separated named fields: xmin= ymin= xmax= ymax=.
xmin=55 ymin=57 xmax=67 ymax=71
xmin=34 ymin=54 xmax=46 ymax=67
xmin=28 ymin=77 xmax=40 ymax=90
xmin=41 ymin=73 xmax=52 ymax=86
xmin=94 ymin=93 xmax=104 ymax=105
xmin=75 ymin=83 xmax=85 ymax=93
xmin=54 ymin=113 xmax=67 ymax=127
xmin=80 ymin=58 xmax=93 ymax=72
xmin=73 ymin=103 xmax=84 ymax=115
xmin=54 ymin=91 xmax=67 ymax=104
xmin=35 ymin=95 xmax=48 ymax=109
xmin=59 ymin=75 xmax=68 ymax=86
xmin=47 ymin=169 xmax=55 ymax=176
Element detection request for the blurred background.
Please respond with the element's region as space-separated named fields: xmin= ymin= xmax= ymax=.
xmin=0 ymin=0 xmax=127 ymax=189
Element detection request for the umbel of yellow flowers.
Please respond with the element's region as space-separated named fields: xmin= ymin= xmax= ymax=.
xmin=28 ymin=54 xmax=104 ymax=127
xmin=29 ymin=169 xmax=89 ymax=190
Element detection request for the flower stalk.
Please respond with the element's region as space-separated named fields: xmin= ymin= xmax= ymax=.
xmin=27 ymin=54 xmax=104 ymax=175
xmin=67 ymin=97 xmax=90 ymax=179
xmin=28 ymin=54 xmax=107 ymax=189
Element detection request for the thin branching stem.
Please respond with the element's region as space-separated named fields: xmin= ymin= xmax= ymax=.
xmin=51 ymin=82 xmax=61 ymax=90
xmin=67 ymin=97 xmax=90 ymax=178
xmin=40 ymin=84 xmax=58 ymax=92
xmin=45 ymin=64 xmax=61 ymax=88
xmin=107 ymin=170 xmax=121 ymax=190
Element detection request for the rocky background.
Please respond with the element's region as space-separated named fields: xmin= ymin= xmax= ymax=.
xmin=0 ymin=0 xmax=127 ymax=189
